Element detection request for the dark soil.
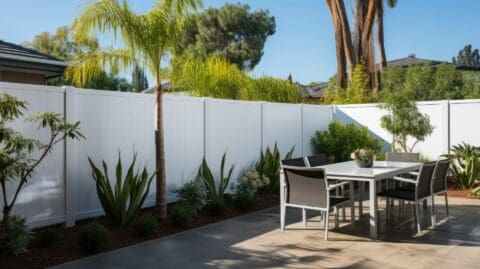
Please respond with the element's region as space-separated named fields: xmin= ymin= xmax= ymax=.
xmin=1 ymin=194 xmax=279 ymax=269
xmin=446 ymin=176 xmax=479 ymax=199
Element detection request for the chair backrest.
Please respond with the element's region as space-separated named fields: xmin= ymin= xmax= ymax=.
xmin=416 ymin=162 xmax=436 ymax=200
xmin=432 ymin=159 xmax=450 ymax=193
xmin=282 ymin=166 xmax=328 ymax=208
xmin=305 ymin=154 xmax=328 ymax=167
xmin=386 ymin=152 xmax=420 ymax=163
xmin=281 ymin=157 xmax=306 ymax=167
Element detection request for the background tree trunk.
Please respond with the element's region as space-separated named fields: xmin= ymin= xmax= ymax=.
xmin=376 ymin=0 xmax=387 ymax=70
xmin=326 ymin=0 xmax=347 ymax=88
xmin=154 ymin=80 xmax=167 ymax=218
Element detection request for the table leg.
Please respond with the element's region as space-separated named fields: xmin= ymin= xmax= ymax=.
xmin=359 ymin=182 xmax=364 ymax=219
xmin=369 ymin=180 xmax=378 ymax=239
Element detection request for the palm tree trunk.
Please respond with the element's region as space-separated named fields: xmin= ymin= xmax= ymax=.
xmin=335 ymin=0 xmax=356 ymax=77
xmin=326 ymin=0 xmax=347 ymax=88
xmin=376 ymin=0 xmax=387 ymax=70
xmin=154 ymin=77 xmax=167 ymax=218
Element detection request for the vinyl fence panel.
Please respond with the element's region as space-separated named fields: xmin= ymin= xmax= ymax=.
xmin=302 ymin=104 xmax=333 ymax=156
xmin=450 ymin=99 xmax=480 ymax=147
xmin=204 ymin=98 xmax=262 ymax=182
xmin=0 ymin=82 xmax=66 ymax=227
xmin=262 ymin=102 xmax=303 ymax=157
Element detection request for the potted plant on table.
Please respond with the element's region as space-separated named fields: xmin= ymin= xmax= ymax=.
xmin=351 ymin=148 xmax=377 ymax=168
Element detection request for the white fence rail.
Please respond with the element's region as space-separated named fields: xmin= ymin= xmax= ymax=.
xmin=0 ymin=81 xmax=479 ymax=228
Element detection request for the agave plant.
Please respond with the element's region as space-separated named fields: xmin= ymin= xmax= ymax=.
xmin=88 ymin=153 xmax=156 ymax=227
xmin=442 ymin=142 xmax=480 ymax=189
xmin=199 ymin=152 xmax=235 ymax=202
xmin=255 ymin=143 xmax=294 ymax=193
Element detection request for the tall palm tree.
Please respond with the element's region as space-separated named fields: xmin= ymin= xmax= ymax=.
xmin=376 ymin=0 xmax=397 ymax=70
xmin=68 ymin=0 xmax=202 ymax=218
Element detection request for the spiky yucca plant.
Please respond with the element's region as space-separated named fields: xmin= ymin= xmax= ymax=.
xmin=443 ymin=142 xmax=480 ymax=189
xmin=255 ymin=143 xmax=294 ymax=193
xmin=88 ymin=153 xmax=156 ymax=227
xmin=199 ymin=152 xmax=235 ymax=202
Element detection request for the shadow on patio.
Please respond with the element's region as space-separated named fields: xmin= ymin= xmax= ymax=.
xmin=51 ymin=196 xmax=480 ymax=269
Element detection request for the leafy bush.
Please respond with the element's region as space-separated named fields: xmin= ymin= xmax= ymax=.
xmin=323 ymin=64 xmax=376 ymax=104
xmin=233 ymin=181 xmax=255 ymax=211
xmin=135 ymin=214 xmax=158 ymax=237
xmin=170 ymin=56 xmax=248 ymax=99
xmin=36 ymin=229 xmax=58 ymax=248
xmin=88 ymin=153 xmax=156 ymax=227
xmin=311 ymin=121 xmax=382 ymax=162
xmin=77 ymin=223 xmax=109 ymax=253
xmin=241 ymin=76 xmax=303 ymax=103
xmin=237 ymin=170 xmax=269 ymax=194
xmin=200 ymin=152 xmax=235 ymax=204
xmin=0 ymin=215 xmax=31 ymax=255
xmin=173 ymin=181 xmax=205 ymax=214
xmin=255 ymin=143 xmax=294 ymax=193
xmin=443 ymin=143 xmax=480 ymax=189
xmin=207 ymin=199 xmax=228 ymax=216
xmin=171 ymin=203 xmax=193 ymax=227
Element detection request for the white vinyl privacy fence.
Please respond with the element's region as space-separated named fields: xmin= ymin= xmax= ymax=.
xmin=0 ymin=81 xmax=478 ymax=228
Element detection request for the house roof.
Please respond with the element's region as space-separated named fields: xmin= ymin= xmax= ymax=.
xmin=0 ymin=40 xmax=67 ymax=78
xmin=299 ymin=82 xmax=329 ymax=99
xmin=387 ymin=54 xmax=480 ymax=71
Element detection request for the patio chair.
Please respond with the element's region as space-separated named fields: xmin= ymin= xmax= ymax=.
xmin=305 ymin=154 xmax=349 ymax=221
xmin=279 ymin=165 xmax=354 ymax=241
xmin=304 ymin=154 xmax=328 ymax=167
xmin=378 ymin=161 xmax=436 ymax=234
xmin=431 ymin=159 xmax=451 ymax=226
xmin=385 ymin=152 xmax=421 ymax=213
xmin=281 ymin=157 xmax=306 ymax=167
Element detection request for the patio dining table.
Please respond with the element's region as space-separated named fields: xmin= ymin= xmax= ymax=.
xmin=316 ymin=160 xmax=422 ymax=239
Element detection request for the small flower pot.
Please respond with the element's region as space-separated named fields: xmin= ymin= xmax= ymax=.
xmin=356 ymin=159 xmax=373 ymax=168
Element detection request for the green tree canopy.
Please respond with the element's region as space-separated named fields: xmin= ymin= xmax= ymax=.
xmin=175 ymin=3 xmax=275 ymax=70
xmin=452 ymin=45 xmax=480 ymax=67
xmin=379 ymin=90 xmax=434 ymax=153
xmin=23 ymin=26 xmax=133 ymax=91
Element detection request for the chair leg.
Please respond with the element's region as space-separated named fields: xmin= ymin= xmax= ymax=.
xmin=385 ymin=198 xmax=390 ymax=222
xmin=334 ymin=206 xmax=339 ymax=230
xmin=444 ymin=192 xmax=450 ymax=218
xmin=281 ymin=204 xmax=286 ymax=232
xmin=414 ymin=203 xmax=421 ymax=234
xmin=431 ymin=195 xmax=436 ymax=227
xmin=359 ymin=182 xmax=364 ymax=219
xmin=350 ymin=201 xmax=355 ymax=231
xmin=324 ymin=211 xmax=329 ymax=241
xmin=302 ymin=208 xmax=307 ymax=227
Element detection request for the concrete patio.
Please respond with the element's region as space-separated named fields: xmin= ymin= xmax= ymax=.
xmin=52 ymin=196 xmax=480 ymax=269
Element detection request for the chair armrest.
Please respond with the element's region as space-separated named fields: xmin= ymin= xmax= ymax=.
xmin=408 ymin=171 xmax=419 ymax=176
xmin=328 ymin=181 xmax=349 ymax=190
xmin=392 ymin=176 xmax=417 ymax=184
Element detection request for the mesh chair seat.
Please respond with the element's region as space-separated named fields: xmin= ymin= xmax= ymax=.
xmin=330 ymin=197 xmax=350 ymax=206
xmin=378 ymin=189 xmax=415 ymax=201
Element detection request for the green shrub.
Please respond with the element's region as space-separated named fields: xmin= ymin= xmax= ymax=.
xmin=234 ymin=189 xmax=254 ymax=211
xmin=36 ymin=229 xmax=58 ymax=248
xmin=170 ymin=56 xmax=248 ymax=99
xmin=0 ymin=215 xmax=31 ymax=255
xmin=77 ymin=223 xmax=109 ymax=253
xmin=311 ymin=121 xmax=382 ymax=163
xmin=173 ymin=181 xmax=205 ymax=214
xmin=443 ymin=143 xmax=480 ymax=189
xmin=135 ymin=214 xmax=158 ymax=237
xmin=88 ymin=153 xmax=156 ymax=227
xmin=241 ymin=76 xmax=303 ymax=103
xmin=207 ymin=199 xmax=228 ymax=216
xmin=323 ymin=64 xmax=376 ymax=104
xmin=255 ymin=143 xmax=294 ymax=193
xmin=200 ymin=152 xmax=235 ymax=204
xmin=171 ymin=203 xmax=193 ymax=227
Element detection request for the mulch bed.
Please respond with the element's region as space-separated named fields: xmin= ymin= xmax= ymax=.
xmin=446 ymin=176 xmax=479 ymax=200
xmin=1 ymin=194 xmax=279 ymax=269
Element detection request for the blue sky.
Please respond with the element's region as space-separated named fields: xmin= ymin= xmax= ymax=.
xmin=1 ymin=0 xmax=479 ymax=84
